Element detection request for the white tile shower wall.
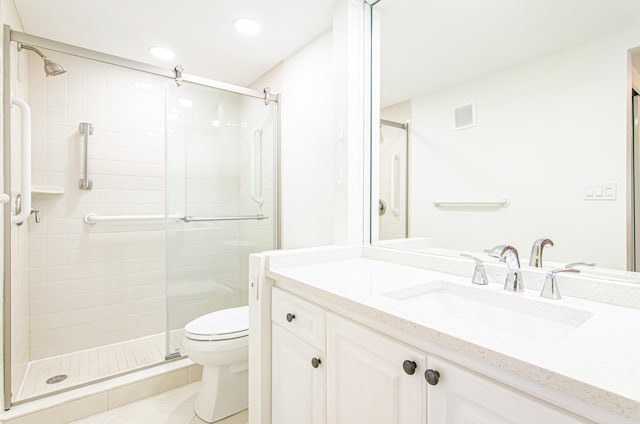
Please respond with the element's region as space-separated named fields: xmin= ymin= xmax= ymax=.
xmin=27 ymin=52 xmax=167 ymax=359
xmin=5 ymin=0 xmax=31 ymax=397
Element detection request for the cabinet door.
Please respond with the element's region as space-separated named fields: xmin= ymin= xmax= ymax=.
xmin=272 ymin=324 xmax=325 ymax=424
xmin=326 ymin=313 xmax=427 ymax=424
xmin=427 ymin=356 xmax=589 ymax=424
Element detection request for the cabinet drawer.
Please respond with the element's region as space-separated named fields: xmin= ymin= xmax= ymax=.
xmin=272 ymin=287 xmax=326 ymax=350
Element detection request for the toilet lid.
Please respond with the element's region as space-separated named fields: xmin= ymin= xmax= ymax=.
xmin=184 ymin=306 xmax=249 ymax=341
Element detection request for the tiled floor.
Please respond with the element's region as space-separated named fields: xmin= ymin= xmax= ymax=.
xmin=68 ymin=382 xmax=247 ymax=424
xmin=17 ymin=331 xmax=185 ymax=401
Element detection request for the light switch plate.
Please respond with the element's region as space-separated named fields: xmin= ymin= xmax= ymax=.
xmin=584 ymin=182 xmax=616 ymax=200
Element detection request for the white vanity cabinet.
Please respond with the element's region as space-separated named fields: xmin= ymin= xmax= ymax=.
xmin=326 ymin=312 xmax=427 ymax=424
xmin=271 ymin=288 xmax=326 ymax=424
xmin=271 ymin=287 xmax=590 ymax=424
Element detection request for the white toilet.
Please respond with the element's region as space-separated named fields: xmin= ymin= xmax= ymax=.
xmin=183 ymin=306 xmax=249 ymax=423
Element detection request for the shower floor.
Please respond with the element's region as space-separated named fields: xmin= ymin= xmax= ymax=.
xmin=16 ymin=330 xmax=185 ymax=401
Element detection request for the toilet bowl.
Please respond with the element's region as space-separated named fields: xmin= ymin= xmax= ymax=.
xmin=184 ymin=306 xmax=249 ymax=423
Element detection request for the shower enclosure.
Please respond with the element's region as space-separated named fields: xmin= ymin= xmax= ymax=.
xmin=1 ymin=28 xmax=278 ymax=409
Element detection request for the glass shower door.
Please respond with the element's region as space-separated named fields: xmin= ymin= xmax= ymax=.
xmin=164 ymin=81 xmax=277 ymax=357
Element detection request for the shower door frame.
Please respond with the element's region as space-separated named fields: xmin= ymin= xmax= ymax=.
xmin=1 ymin=25 xmax=280 ymax=409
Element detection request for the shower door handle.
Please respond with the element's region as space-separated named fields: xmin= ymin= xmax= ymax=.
xmin=250 ymin=128 xmax=263 ymax=207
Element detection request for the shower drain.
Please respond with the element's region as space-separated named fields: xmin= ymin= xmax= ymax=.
xmin=45 ymin=374 xmax=68 ymax=384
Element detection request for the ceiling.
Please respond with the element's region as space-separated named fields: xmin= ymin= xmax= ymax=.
xmin=15 ymin=0 xmax=640 ymax=104
xmin=13 ymin=0 xmax=334 ymax=87
xmin=377 ymin=0 xmax=640 ymax=107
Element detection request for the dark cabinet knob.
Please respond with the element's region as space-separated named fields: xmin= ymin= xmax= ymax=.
xmin=286 ymin=313 xmax=295 ymax=322
xmin=311 ymin=357 xmax=322 ymax=368
xmin=424 ymin=369 xmax=440 ymax=385
xmin=402 ymin=360 xmax=417 ymax=375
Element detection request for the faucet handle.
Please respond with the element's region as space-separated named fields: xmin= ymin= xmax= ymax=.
xmin=460 ymin=254 xmax=489 ymax=285
xmin=565 ymin=262 xmax=595 ymax=270
xmin=541 ymin=268 xmax=579 ymax=300
xmin=486 ymin=245 xmax=506 ymax=258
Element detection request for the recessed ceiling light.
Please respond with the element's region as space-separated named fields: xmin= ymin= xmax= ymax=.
xmin=148 ymin=46 xmax=176 ymax=60
xmin=233 ymin=18 xmax=261 ymax=35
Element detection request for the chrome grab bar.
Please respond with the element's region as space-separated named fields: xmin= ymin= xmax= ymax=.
xmin=84 ymin=213 xmax=268 ymax=225
xmin=84 ymin=213 xmax=177 ymax=224
xmin=433 ymin=198 xmax=509 ymax=207
xmin=181 ymin=214 xmax=268 ymax=223
xmin=78 ymin=122 xmax=93 ymax=190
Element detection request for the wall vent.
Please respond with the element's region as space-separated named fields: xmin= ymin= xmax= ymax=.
xmin=454 ymin=103 xmax=475 ymax=130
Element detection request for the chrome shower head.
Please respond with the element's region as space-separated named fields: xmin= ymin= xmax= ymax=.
xmin=17 ymin=42 xmax=66 ymax=77
xmin=43 ymin=58 xmax=66 ymax=76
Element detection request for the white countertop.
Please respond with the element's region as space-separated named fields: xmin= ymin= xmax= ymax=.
xmin=265 ymin=248 xmax=640 ymax=422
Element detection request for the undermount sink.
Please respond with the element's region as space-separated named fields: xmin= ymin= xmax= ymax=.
xmin=384 ymin=281 xmax=593 ymax=343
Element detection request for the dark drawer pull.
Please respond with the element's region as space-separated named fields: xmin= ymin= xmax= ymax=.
xmin=402 ymin=360 xmax=417 ymax=375
xmin=286 ymin=313 xmax=295 ymax=323
xmin=425 ymin=369 xmax=440 ymax=386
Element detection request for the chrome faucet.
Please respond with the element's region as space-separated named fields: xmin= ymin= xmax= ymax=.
xmin=529 ymin=238 xmax=554 ymax=268
xmin=460 ymin=254 xmax=489 ymax=285
xmin=487 ymin=245 xmax=523 ymax=292
xmin=30 ymin=208 xmax=40 ymax=224
xmin=541 ymin=268 xmax=579 ymax=300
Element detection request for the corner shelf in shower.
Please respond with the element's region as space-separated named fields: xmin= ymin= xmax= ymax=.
xmin=31 ymin=185 xmax=65 ymax=195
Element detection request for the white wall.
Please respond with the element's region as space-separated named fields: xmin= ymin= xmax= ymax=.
xmin=409 ymin=26 xmax=640 ymax=269
xmin=249 ymin=0 xmax=367 ymax=250
xmin=332 ymin=0 xmax=365 ymax=246
xmin=251 ymin=31 xmax=336 ymax=249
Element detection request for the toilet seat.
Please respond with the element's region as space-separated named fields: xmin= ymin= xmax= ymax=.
xmin=185 ymin=306 xmax=249 ymax=341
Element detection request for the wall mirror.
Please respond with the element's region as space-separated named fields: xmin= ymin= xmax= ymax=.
xmin=369 ymin=0 xmax=640 ymax=282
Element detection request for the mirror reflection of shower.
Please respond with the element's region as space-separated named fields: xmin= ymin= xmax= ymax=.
xmin=378 ymin=114 xmax=409 ymax=240
xmin=16 ymin=42 xmax=66 ymax=76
